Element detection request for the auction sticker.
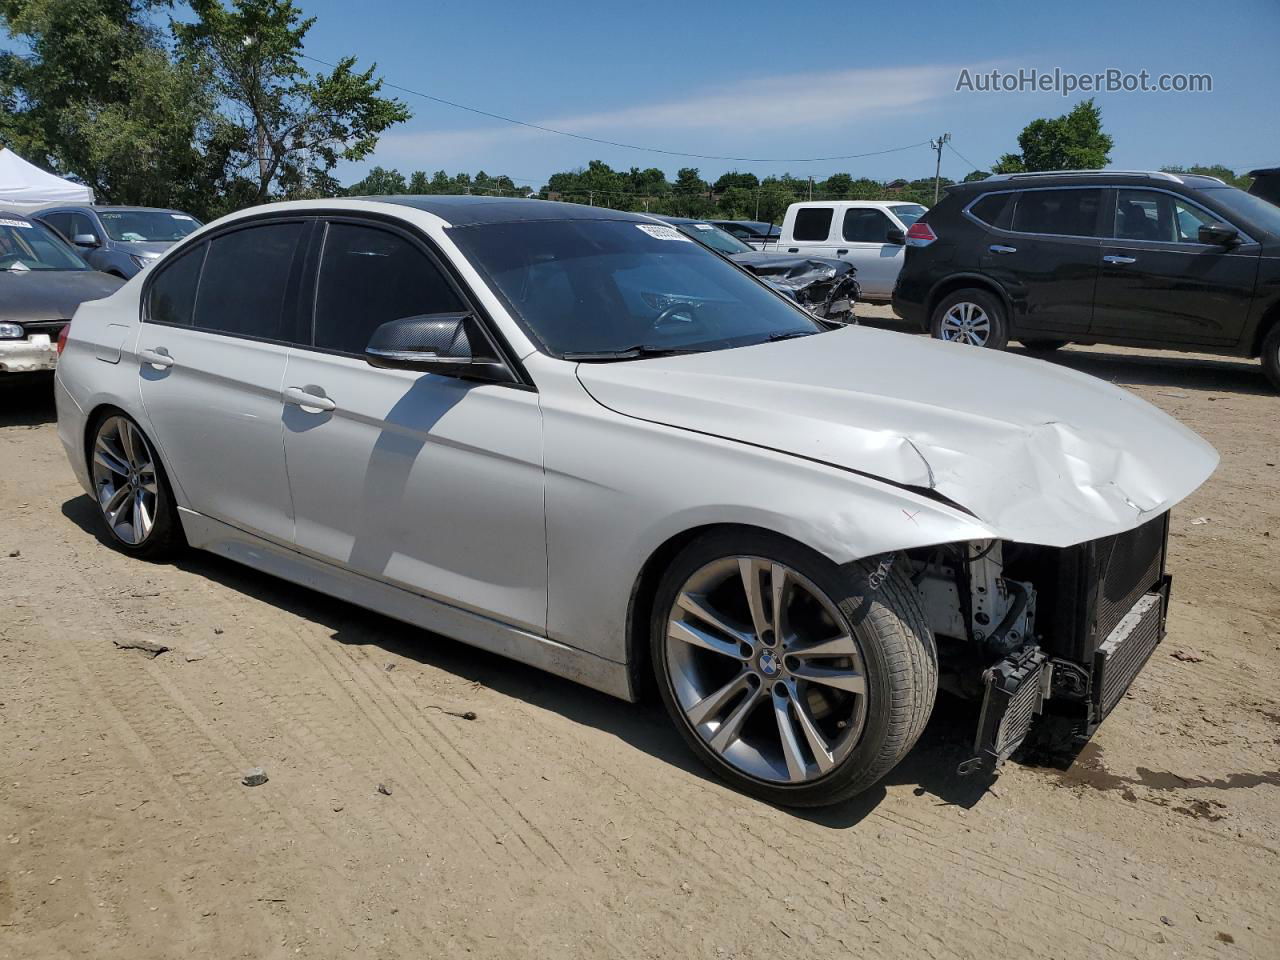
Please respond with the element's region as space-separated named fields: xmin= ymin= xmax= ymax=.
xmin=0 ymin=218 xmax=32 ymax=228
xmin=636 ymin=224 xmax=691 ymax=242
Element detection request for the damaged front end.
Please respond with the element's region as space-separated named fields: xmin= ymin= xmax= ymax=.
xmin=745 ymin=257 xmax=860 ymax=324
xmin=908 ymin=512 xmax=1173 ymax=774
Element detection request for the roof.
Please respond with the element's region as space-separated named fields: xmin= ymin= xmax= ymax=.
xmin=1248 ymin=167 xmax=1279 ymax=177
xmin=362 ymin=194 xmax=652 ymax=227
xmin=948 ymin=169 xmax=1231 ymax=194
xmin=0 ymin=148 xmax=94 ymax=212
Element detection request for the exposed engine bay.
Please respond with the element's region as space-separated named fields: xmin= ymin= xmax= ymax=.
xmin=742 ymin=256 xmax=860 ymax=324
xmin=904 ymin=513 xmax=1172 ymax=773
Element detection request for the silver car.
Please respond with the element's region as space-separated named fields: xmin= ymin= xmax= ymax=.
xmin=54 ymin=197 xmax=1217 ymax=806
xmin=35 ymin=205 xmax=202 ymax=278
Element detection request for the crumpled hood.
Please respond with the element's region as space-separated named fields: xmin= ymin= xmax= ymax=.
xmin=0 ymin=269 xmax=124 ymax=323
xmin=576 ymin=325 xmax=1219 ymax=547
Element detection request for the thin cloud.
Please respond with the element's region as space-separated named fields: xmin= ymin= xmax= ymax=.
xmin=374 ymin=63 xmax=968 ymax=169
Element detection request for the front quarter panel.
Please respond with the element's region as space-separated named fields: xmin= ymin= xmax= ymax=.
xmin=534 ymin=359 xmax=996 ymax=667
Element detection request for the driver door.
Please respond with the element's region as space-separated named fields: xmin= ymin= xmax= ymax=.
xmin=280 ymin=218 xmax=547 ymax=634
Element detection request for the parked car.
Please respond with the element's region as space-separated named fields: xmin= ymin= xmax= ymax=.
xmin=709 ymin=219 xmax=781 ymax=247
xmin=1247 ymin=167 xmax=1280 ymax=206
xmin=653 ymin=216 xmax=858 ymax=323
xmin=56 ymin=196 xmax=1216 ymax=806
xmin=892 ymin=170 xmax=1280 ymax=390
xmin=0 ymin=212 xmax=123 ymax=374
xmin=757 ymin=201 xmax=928 ymax=301
xmin=35 ymin=205 xmax=202 ymax=279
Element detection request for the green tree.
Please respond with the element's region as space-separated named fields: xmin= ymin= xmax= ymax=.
xmin=347 ymin=165 xmax=406 ymax=195
xmin=407 ymin=170 xmax=429 ymax=193
xmin=176 ymin=0 xmax=410 ymax=210
xmin=963 ymin=169 xmax=991 ymax=182
xmin=0 ymin=0 xmax=219 ymax=212
xmin=996 ymin=98 xmax=1112 ymax=173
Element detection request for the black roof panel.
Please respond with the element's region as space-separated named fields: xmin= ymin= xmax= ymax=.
xmin=362 ymin=194 xmax=653 ymax=227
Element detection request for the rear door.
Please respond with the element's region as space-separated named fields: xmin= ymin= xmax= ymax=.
xmin=978 ymin=187 xmax=1105 ymax=335
xmin=1090 ymin=188 xmax=1260 ymax=345
xmin=279 ymin=218 xmax=547 ymax=634
xmin=834 ymin=206 xmax=906 ymax=300
xmin=136 ymin=219 xmax=309 ymax=543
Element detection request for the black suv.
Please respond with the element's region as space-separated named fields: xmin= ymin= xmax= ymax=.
xmin=892 ymin=170 xmax=1280 ymax=389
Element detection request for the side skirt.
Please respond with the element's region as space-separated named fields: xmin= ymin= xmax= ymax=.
xmin=178 ymin=507 xmax=634 ymax=701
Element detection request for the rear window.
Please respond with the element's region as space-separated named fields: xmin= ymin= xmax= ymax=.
xmin=792 ymin=207 xmax=833 ymax=241
xmin=968 ymin=193 xmax=1012 ymax=229
xmin=1010 ymin=189 xmax=1103 ymax=237
xmin=146 ymin=244 xmax=206 ymax=326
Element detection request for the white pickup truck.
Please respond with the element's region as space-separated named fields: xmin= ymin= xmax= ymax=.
xmin=757 ymin=200 xmax=928 ymax=302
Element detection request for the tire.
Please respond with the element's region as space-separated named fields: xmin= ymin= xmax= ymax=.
xmin=1262 ymin=323 xmax=1280 ymax=392
xmin=1020 ymin=339 xmax=1069 ymax=353
xmin=88 ymin=412 xmax=183 ymax=560
xmin=651 ymin=529 xmax=937 ymax=807
xmin=930 ymin=287 xmax=1009 ymax=350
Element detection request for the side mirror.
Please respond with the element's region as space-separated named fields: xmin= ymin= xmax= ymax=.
xmin=364 ymin=312 xmax=512 ymax=382
xmin=885 ymin=228 xmax=906 ymax=245
xmin=72 ymin=233 xmax=99 ymax=247
xmin=1198 ymin=223 xmax=1240 ymax=247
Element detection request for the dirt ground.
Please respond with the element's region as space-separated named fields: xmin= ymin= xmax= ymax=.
xmin=2 ymin=313 xmax=1278 ymax=959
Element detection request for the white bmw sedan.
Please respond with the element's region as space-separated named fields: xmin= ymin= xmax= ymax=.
xmin=55 ymin=197 xmax=1218 ymax=806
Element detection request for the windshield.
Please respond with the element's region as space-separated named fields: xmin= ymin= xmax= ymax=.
xmin=449 ymin=218 xmax=822 ymax=357
xmin=98 ymin=210 xmax=201 ymax=242
xmin=890 ymin=204 xmax=928 ymax=226
xmin=1201 ymin=186 xmax=1280 ymax=237
xmin=0 ymin=217 xmax=90 ymax=271
xmin=675 ymin=221 xmax=754 ymax=254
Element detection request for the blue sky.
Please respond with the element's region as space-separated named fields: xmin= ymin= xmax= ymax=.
xmin=294 ymin=0 xmax=1279 ymax=188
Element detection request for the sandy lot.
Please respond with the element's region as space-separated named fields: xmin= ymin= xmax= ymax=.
xmin=2 ymin=317 xmax=1278 ymax=959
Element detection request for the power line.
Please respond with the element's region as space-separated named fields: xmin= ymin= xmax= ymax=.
xmin=300 ymin=53 xmax=933 ymax=165
xmin=947 ymin=141 xmax=982 ymax=173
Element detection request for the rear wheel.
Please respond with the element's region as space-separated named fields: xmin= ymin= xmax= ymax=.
xmin=1262 ymin=323 xmax=1280 ymax=392
xmin=931 ymin=288 xmax=1009 ymax=350
xmin=651 ymin=530 xmax=937 ymax=807
xmin=1020 ymin=339 xmax=1069 ymax=353
xmin=89 ymin=413 xmax=182 ymax=559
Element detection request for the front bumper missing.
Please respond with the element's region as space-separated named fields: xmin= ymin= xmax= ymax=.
xmin=0 ymin=335 xmax=57 ymax=373
xmin=959 ymin=581 xmax=1169 ymax=776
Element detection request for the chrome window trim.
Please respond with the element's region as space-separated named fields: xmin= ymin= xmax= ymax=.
xmin=962 ymin=184 xmax=1257 ymax=247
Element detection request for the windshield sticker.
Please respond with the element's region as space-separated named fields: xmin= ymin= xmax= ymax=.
xmin=100 ymin=213 xmax=121 ymax=219
xmin=691 ymin=223 xmax=714 ymax=230
xmin=636 ymin=223 xmax=691 ymax=242
xmin=171 ymin=214 xmax=194 ymax=220
xmin=0 ymin=218 xmax=32 ymax=229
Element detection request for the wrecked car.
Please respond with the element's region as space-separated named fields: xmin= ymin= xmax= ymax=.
xmin=56 ymin=196 xmax=1217 ymax=807
xmin=654 ymin=215 xmax=859 ymax=323
xmin=0 ymin=212 xmax=123 ymax=375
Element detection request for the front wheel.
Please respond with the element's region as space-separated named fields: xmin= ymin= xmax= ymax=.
xmin=1262 ymin=323 xmax=1280 ymax=392
xmin=89 ymin=413 xmax=182 ymax=559
xmin=931 ymin=288 xmax=1009 ymax=350
xmin=651 ymin=530 xmax=937 ymax=807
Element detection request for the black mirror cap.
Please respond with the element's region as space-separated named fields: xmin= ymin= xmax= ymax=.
xmin=885 ymin=228 xmax=906 ymax=245
xmin=1199 ymin=223 xmax=1241 ymax=246
xmin=364 ymin=313 xmax=514 ymax=382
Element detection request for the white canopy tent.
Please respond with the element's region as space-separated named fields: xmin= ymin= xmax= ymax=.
xmin=0 ymin=147 xmax=94 ymax=213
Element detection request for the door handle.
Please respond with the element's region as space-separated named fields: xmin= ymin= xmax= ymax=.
xmin=283 ymin=386 xmax=336 ymax=413
xmin=139 ymin=348 xmax=174 ymax=369
xmin=1103 ymin=255 xmax=1137 ymax=264
xmin=988 ymin=244 xmax=1017 ymax=255
xmin=836 ymin=248 xmax=849 ymax=255
xmin=787 ymin=248 xmax=799 ymax=253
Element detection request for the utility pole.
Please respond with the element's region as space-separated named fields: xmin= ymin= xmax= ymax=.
xmin=808 ymin=176 xmax=814 ymax=201
xmin=588 ymin=189 xmax=594 ymax=207
xmin=930 ymin=133 xmax=951 ymax=203
xmin=755 ymin=187 xmax=760 ymax=221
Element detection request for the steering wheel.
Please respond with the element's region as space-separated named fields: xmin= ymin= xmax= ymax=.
xmin=652 ymin=301 xmax=701 ymax=332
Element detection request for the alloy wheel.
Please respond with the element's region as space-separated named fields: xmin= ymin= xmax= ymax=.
xmin=664 ymin=556 xmax=869 ymax=784
xmin=91 ymin=416 xmax=159 ymax=546
xmin=939 ymin=302 xmax=991 ymax=346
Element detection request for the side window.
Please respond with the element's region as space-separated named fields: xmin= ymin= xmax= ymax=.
xmin=1011 ymin=188 xmax=1103 ymax=237
xmin=69 ymin=211 xmax=97 ymax=241
xmin=146 ymin=244 xmax=206 ymax=326
xmin=311 ymin=222 xmax=464 ymax=355
xmin=969 ymin=193 xmax=1012 ymax=229
xmin=41 ymin=213 xmax=73 ymax=240
xmin=841 ymin=208 xmax=895 ymax=243
xmin=1113 ymin=190 xmax=1174 ymax=241
xmin=193 ymin=222 xmax=304 ymax=341
xmin=792 ymin=207 xmax=834 ymax=241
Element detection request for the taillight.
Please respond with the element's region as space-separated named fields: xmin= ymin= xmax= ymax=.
xmin=905 ymin=222 xmax=937 ymax=247
xmin=57 ymin=322 xmax=70 ymax=355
